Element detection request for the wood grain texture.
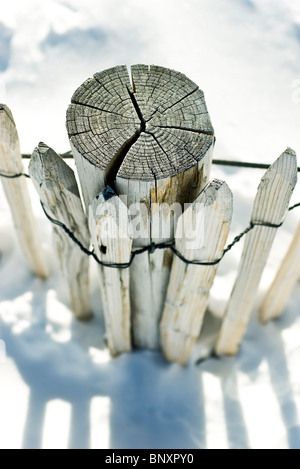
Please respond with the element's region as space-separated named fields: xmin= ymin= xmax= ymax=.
xmin=160 ymin=179 xmax=232 ymax=365
xmin=260 ymin=220 xmax=300 ymax=323
xmin=67 ymin=64 xmax=215 ymax=349
xmin=29 ymin=142 xmax=91 ymax=320
xmin=89 ymin=187 xmax=132 ymax=355
xmin=215 ymin=148 xmax=297 ymax=356
xmin=0 ymin=105 xmax=48 ymax=278
xmin=67 ymin=64 xmax=214 ymax=184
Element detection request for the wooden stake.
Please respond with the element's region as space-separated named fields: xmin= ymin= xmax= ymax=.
xmin=89 ymin=187 xmax=132 ymax=355
xmin=0 ymin=105 xmax=48 ymax=278
xmin=260 ymin=221 xmax=300 ymax=322
xmin=160 ymin=179 xmax=232 ymax=365
xmin=67 ymin=64 xmax=214 ymax=349
xmin=215 ymin=148 xmax=297 ymax=356
xmin=29 ymin=142 xmax=91 ymax=320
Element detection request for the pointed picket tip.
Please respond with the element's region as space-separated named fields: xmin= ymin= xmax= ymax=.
xmin=0 ymin=104 xmax=19 ymax=149
xmin=90 ymin=186 xmax=133 ymax=243
xmin=30 ymin=142 xmax=80 ymax=197
xmin=283 ymin=147 xmax=296 ymax=157
xmin=0 ymin=104 xmax=15 ymax=124
xmin=194 ymin=178 xmax=232 ymax=205
xmin=92 ymin=186 xmax=119 ymax=206
xmin=176 ymin=178 xmax=232 ymax=235
xmin=264 ymin=147 xmax=297 ymax=185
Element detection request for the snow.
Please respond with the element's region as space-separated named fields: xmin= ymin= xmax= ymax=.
xmin=0 ymin=0 xmax=300 ymax=449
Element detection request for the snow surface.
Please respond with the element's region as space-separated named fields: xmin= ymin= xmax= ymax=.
xmin=0 ymin=0 xmax=300 ymax=449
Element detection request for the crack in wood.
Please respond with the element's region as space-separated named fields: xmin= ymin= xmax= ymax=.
xmin=103 ymin=85 xmax=148 ymax=191
xmin=156 ymin=125 xmax=214 ymax=136
xmin=67 ymin=65 xmax=214 ymax=182
xmin=70 ymin=100 xmax=124 ymax=117
xmin=145 ymin=131 xmax=178 ymax=174
xmin=126 ymin=86 xmax=146 ymax=132
xmin=104 ymin=128 xmax=141 ymax=191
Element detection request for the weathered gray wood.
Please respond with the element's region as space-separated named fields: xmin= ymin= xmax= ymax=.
xmin=67 ymin=65 xmax=214 ymax=194
xmin=67 ymin=65 xmax=215 ymax=350
xmin=160 ymin=179 xmax=232 ymax=365
xmin=0 ymin=105 xmax=48 ymax=278
xmin=215 ymin=149 xmax=297 ymax=356
xmin=89 ymin=187 xmax=132 ymax=355
xmin=260 ymin=220 xmax=300 ymax=323
xmin=29 ymin=142 xmax=91 ymax=320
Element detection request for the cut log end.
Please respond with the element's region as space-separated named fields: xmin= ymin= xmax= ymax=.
xmin=66 ymin=64 xmax=214 ymax=184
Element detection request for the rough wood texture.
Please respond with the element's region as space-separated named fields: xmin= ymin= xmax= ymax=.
xmin=89 ymin=187 xmax=132 ymax=355
xmin=160 ymin=179 xmax=232 ymax=365
xmin=215 ymin=148 xmax=297 ymax=356
xmin=67 ymin=65 xmax=214 ymax=192
xmin=29 ymin=142 xmax=91 ymax=320
xmin=67 ymin=64 xmax=214 ymax=349
xmin=0 ymin=105 xmax=48 ymax=278
xmin=260 ymin=220 xmax=300 ymax=323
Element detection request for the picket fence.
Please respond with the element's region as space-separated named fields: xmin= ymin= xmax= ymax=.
xmin=0 ymin=66 xmax=299 ymax=366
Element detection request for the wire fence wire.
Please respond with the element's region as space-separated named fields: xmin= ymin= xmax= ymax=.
xmin=0 ymin=156 xmax=299 ymax=269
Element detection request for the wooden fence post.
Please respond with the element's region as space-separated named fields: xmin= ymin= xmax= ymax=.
xmin=260 ymin=221 xmax=300 ymax=322
xmin=160 ymin=179 xmax=232 ymax=365
xmin=215 ymin=148 xmax=297 ymax=356
xmin=29 ymin=142 xmax=92 ymax=320
xmin=89 ymin=187 xmax=132 ymax=355
xmin=0 ymin=104 xmax=48 ymax=278
xmin=66 ymin=64 xmax=215 ymax=349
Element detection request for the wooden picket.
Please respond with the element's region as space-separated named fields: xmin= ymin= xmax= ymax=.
xmin=29 ymin=142 xmax=92 ymax=320
xmin=215 ymin=149 xmax=297 ymax=356
xmin=0 ymin=105 xmax=48 ymax=278
xmin=89 ymin=187 xmax=132 ymax=356
xmin=160 ymin=179 xmax=232 ymax=365
xmin=260 ymin=221 xmax=300 ymax=323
